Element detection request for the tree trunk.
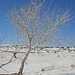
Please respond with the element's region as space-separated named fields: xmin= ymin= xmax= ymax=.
xmin=18 ymin=40 xmax=31 ymax=74
xmin=18 ymin=49 xmax=31 ymax=74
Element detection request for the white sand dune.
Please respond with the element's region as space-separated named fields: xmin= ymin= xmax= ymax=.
xmin=0 ymin=46 xmax=75 ymax=75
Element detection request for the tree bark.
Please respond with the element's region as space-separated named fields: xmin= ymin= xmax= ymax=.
xmin=18 ymin=49 xmax=31 ymax=74
xmin=18 ymin=40 xmax=31 ymax=74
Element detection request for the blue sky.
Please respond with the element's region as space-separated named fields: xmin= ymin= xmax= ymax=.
xmin=0 ymin=0 xmax=75 ymax=46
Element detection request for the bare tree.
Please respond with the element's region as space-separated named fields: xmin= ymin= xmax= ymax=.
xmin=7 ymin=0 xmax=72 ymax=74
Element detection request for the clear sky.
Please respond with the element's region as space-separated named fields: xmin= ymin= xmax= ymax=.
xmin=0 ymin=0 xmax=75 ymax=46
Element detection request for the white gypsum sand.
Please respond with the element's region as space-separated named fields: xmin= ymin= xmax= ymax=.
xmin=0 ymin=46 xmax=75 ymax=75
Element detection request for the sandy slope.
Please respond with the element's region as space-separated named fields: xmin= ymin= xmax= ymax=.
xmin=0 ymin=46 xmax=75 ymax=75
